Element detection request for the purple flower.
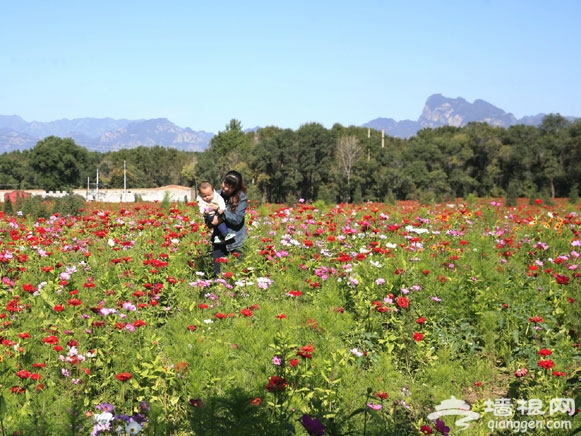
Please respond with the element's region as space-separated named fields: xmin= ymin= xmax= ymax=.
xmin=96 ymin=403 xmax=115 ymax=413
xmin=299 ymin=414 xmax=325 ymax=436
xmin=434 ymin=418 xmax=450 ymax=435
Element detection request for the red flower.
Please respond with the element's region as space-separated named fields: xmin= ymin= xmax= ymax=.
xmin=215 ymin=257 xmax=228 ymax=264
xmin=250 ymin=397 xmax=262 ymax=406
xmin=17 ymin=332 xmax=30 ymax=339
xmin=54 ymin=304 xmax=64 ymax=312
xmin=420 ymin=425 xmax=433 ymax=434
xmin=240 ymin=308 xmax=253 ymax=317
xmin=375 ymin=391 xmax=388 ymax=400
xmin=132 ymin=320 xmax=146 ymax=328
xmin=22 ymin=283 xmax=36 ymax=293
xmin=214 ymin=313 xmax=227 ymax=319
xmin=67 ymin=298 xmax=82 ymax=306
xmin=275 ymin=313 xmax=287 ymax=319
xmin=396 ymin=296 xmax=409 ymax=309
xmin=413 ymin=332 xmax=424 ymax=342
xmin=538 ymin=349 xmax=552 ymax=356
xmin=265 ymin=375 xmax=288 ymax=392
xmin=199 ymin=303 xmax=209 ymax=309
xmin=534 ymin=199 xmax=542 ymax=205
xmin=538 ymin=359 xmax=555 ymax=370
xmin=16 ymin=370 xmax=32 ymax=379
xmin=189 ymin=398 xmax=204 ymax=408
xmin=297 ymin=344 xmax=315 ymax=359
xmin=186 ymin=325 xmax=197 ymax=332
xmin=42 ymin=336 xmax=59 ymax=345
xmin=289 ymin=358 xmax=299 ymax=367
xmin=115 ymin=372 xmax=132 ymax=382
xmin=422 ymin=269 xmax=430 ymax=275
xmin=554 ymin=274 xmax=570 ymax=285
xmin=415 ymin=317 xmax=427 ymax=324
xmin=528 ymin=316 xmax=544 ymax=323
xmin=552 ymin=371 xmax=566 ymax=377
xmin=474 ymin=381 xmax=482 ymax=387
xmin=287 ymin=290 xmax=302 ymax=297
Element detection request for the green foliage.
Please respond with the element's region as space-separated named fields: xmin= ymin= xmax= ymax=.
xmin=539 ymin=187 xmax=554 ymax=206
xmin=160 ymin=191 xmax=171 ymax=212
xmin=195 ymin=119 xmax=253 ymax=185
xmin=3 ymin=197 xmax=13 ymax=214
xmin=52 ymin=193 xmax=86 ymax=216
xmin=505 ymin=181 xmax=519 ymax=207
xmin=2 ymin=113 xmax=581 ymax=204
xmin=20 ymin=196 xmax=51 ymax=219
xmin=569 ymin=183 xmax=579 ymax=204
xmin=29 ymin=136 xmax=90 ymax=191
xmin=0 ymin=199 xmax=579 ymax=435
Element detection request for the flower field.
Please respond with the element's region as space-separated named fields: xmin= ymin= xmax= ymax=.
xmin=0 ymin=198 xmax=579 ymax=435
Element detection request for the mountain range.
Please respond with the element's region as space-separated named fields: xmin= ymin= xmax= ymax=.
xmin=0 ymin=94 xmax=575 ymax=153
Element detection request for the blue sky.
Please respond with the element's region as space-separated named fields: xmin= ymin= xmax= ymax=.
xmin=1 ymin=0 xmax=579 ymax=133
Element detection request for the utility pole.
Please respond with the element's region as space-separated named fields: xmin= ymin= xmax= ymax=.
xmin=123 ymin=161 xmax=127 ymax=202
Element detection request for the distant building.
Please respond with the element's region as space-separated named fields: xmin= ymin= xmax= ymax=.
xmin=4 ymin=190 xmax=31 ymax=204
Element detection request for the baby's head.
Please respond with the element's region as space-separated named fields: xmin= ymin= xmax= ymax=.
xmin=198 ymin=181 xmax=215 ymax=203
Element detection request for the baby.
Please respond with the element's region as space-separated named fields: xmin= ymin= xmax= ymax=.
xmin=196 ymin=181 xmax=235 ymax=244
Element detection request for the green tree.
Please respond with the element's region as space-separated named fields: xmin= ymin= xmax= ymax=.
xmin=295 ymin=123 xmax=335 ymax=201
xmin=196 ymin=119 xmax=253 ymax=184
xmin=253 ymin=128 xmax=299 ymax=203
xmin=29 ymin=136 xmax=90 ymax=191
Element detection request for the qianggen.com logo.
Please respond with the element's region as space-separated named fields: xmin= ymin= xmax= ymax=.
xmin=428 ymin=396 xmax=575 ymax=433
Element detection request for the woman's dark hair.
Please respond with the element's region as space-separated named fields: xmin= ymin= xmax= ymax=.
xmin=222 ymin=170 xmax=246 ymax=211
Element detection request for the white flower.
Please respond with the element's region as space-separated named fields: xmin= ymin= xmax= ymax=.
xmin=125 ymin=420 xmax=143 ymax=435
xmin=94 ymin=411 xmax=114 ymax=425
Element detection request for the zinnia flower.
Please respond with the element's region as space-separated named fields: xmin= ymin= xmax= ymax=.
xmin=538 ymin=359 xmax=555 ymax=370
xmin=265 ymin=375 xmax=288 ymax=392
xmin=115 ymin=372 xmax=132 ymax=382
xmin=189 ymin=398 xmax=204 ymax=408
xmin=299 ymin=414 xmax=325 ymax=436
xmin=396 ymin=296 xmax=409 ymax=308
xmin=434 ymin=418 xmax=450 ymax=435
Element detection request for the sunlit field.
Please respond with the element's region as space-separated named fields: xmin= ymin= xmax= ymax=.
xmin=0 ymin=198 xmax=579 ymax=435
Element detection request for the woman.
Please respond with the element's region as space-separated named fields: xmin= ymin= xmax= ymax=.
xmin=208 ymin=170 xmax=247 ymax=276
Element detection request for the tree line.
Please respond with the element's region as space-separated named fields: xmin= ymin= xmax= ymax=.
xmin=1 ymin=114 xmax=579 ymax=204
